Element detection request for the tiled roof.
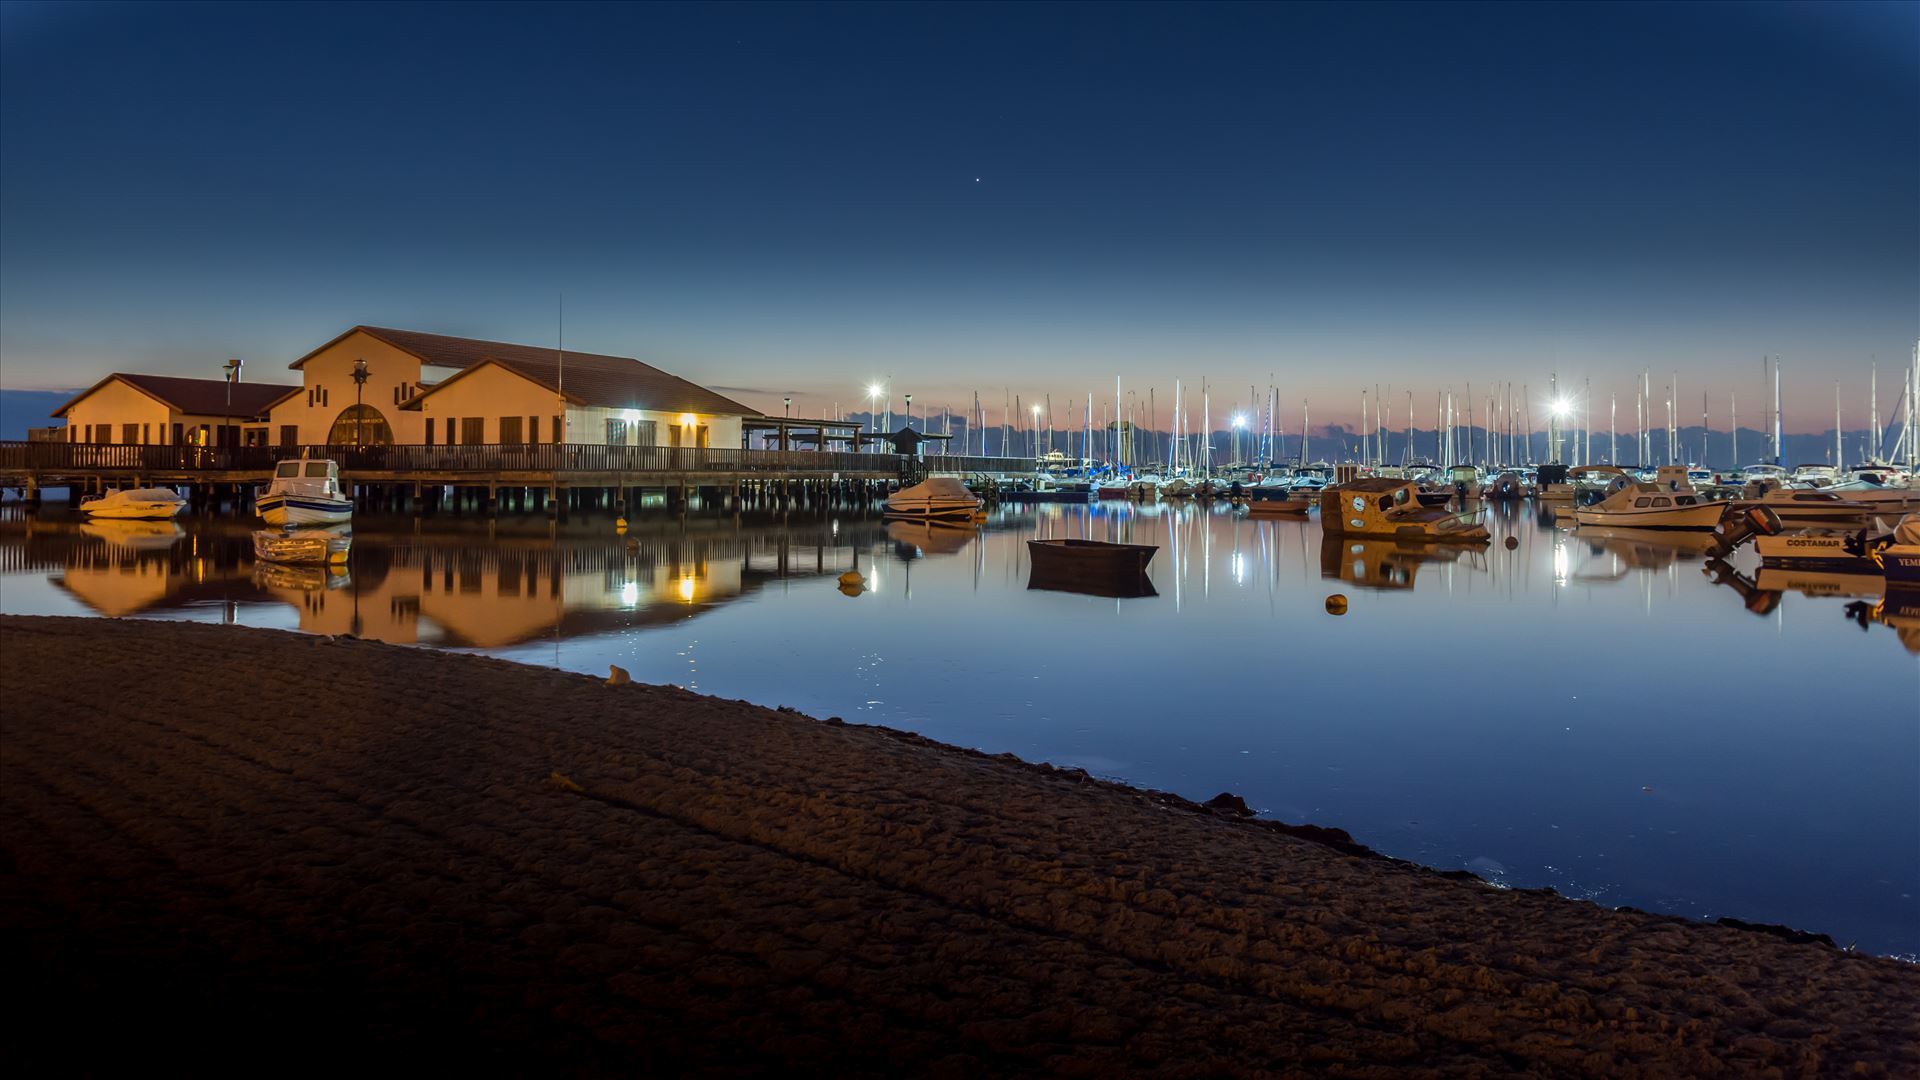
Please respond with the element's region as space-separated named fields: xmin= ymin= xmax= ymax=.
xmin=51 ymin=373 xmax=301 ymax=419
xmin=300 ymin=325 xmax=753 ymax=416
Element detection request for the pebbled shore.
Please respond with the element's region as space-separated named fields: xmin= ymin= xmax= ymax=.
xmin=1 ymin=614 xmax=1914 ymax=1077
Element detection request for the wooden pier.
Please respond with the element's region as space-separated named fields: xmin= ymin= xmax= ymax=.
xmin=0 ymin=440 xmax=1033 ymax=515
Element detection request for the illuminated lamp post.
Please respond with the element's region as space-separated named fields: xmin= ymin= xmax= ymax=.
xmin=905 ymin=393 xmax=913 ymax=433
xmin=867 ymin=384 xmax=883 ymax=433
xmin=221 ymin=357 xmax=241 ymax=448
xmin=351 ymin=359 xmax=371 ymax=449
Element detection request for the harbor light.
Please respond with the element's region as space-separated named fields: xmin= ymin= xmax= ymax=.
xmin=1550 ymin=397 xmax=1572 ymax=419
xmin=1232 ymin=414 xmax=1246 ymax=429
xmin=679 ymin=413 xmax=696 ymax=426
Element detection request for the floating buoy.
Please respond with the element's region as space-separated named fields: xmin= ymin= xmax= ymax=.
xmin=615 ymin=517 xmax=628 ymax=533
xmin=1325 ymin=593 xmax=1348 ymax=615
xmin=838 ymin=570 xmax=864 ymax=587
xmin=1503 ymin=535 xmax=1518 ymax=550
xmin=606 ymin=664 xmax=631 ymax=686
xmin=838 ymin=582 xmax=864 ymax=597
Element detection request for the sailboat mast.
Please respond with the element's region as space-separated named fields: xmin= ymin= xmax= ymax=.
xmin=1730 ymin=392 xmax=1737 ymax=467
xmin=1870 ymin=361 xmax=1879 ymax=461
xmin=1772 ymin=357 xmax=1783 ymax=465
xmin=1609 ymin=393 xmax=1617 ymax=464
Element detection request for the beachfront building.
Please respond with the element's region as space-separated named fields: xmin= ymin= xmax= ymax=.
xmin=273 ymin=325 xmax=754 ymax=448
xmin=50 ymin=373 xmax=301 ymax=447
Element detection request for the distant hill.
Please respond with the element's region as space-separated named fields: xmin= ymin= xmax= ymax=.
xmin=0 ymin=389 xmax=73 ymax=441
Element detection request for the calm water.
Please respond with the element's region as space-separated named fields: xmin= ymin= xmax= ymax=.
xmin=2 ymin=499 xmax=1915 ymax=956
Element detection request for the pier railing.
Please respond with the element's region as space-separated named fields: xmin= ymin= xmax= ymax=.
xmin=0 ymin=440 xmax=1034 ymax=478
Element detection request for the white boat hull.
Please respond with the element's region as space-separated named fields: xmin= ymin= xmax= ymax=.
xmin=257 ymin=493 xmax=353 ymax=526
xmin=81 ymin=499 xmax=186 ymax=520
xmin=1573 ymin=502 xmax=1726 ymax=530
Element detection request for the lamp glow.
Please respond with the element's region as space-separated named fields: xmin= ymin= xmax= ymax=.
xmin=1550 ymin=398 xmax=1572 ymax=419
xmin=679 ymin=413 xmax=696 ymax=426
xmin=868 ymin=384 xmax=883 ymax=400
xmin=1232 ymin=413 xmax=1246 ymax=429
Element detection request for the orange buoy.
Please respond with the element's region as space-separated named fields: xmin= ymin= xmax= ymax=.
xmin=1325 ymin=593 xmax=1348 ymax=615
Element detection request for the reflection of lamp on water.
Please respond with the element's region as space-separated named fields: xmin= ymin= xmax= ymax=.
xmin=620 ymin=580 xmax=639 ymax=607
xmin=677 ymin=575 xmax=696 ymax=603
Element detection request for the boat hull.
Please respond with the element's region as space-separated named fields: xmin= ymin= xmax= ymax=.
xmin=257 ymin=493 xmax=353 ymax=526
xmin=882 ymin=499 xmax=977 ymax=520
xmin=1882 ymin=545 xmax=1920 ymax=591
xmin=1572 ymin=503 xmax=1726 ymax=530
xmin=80 ymin=500 xmax=186 ymax=520
xmin=1026 ymin=539 xmax=1158 ymax=597
xmin=1755 ymin=531 xmax=1876 ymax=567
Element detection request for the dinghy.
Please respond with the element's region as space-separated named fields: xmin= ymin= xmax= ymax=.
xmin=883 ymin=476 xmax=980 ymax=521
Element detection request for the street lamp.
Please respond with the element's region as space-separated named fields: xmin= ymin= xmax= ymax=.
xmin=1030 ymin=402 xmax=1041 ymax=458
xmin=783 ymin=395 xmax=792 ymax=418
xmin=867 ymin=384 xmax=883 ymax=432
xmin=904 ymin=393 xmax=912 ymax=432
xmin=350 ymin=358 xmax=371 ymax=449
xmin=221 ymin=358 xmax=241 ymax=448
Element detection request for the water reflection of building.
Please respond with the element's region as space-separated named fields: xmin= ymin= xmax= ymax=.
xmin=3 ymin=514 xmax=890 ymax=647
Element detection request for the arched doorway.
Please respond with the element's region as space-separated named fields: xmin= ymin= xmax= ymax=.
xmin=327 ymin=404 xmax=393 ymax=446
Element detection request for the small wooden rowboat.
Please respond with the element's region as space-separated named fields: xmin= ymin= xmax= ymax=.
xmin=1026 ymin=538 xmax=1159 ymax=597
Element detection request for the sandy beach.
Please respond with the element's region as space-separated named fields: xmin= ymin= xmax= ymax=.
xmin=1 ymin=614 xmax=1913 ymax=1076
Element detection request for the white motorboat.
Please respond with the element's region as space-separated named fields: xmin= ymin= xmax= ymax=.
xmin=253 ymin=524 xmax=352 ymax=565
xmin=1790 ymin=464 xmax=1839 ymax=489
xmin=1734 ymin=488 xmax=1873 ymax=525
xmin=1827 ymin=472 xmax=1920 ymax=515
xmin=257 ymin=458 xmax=353 ymax=526
xmin=1570 ymin=466 xmax=1727 ymax=530
xmin=1127 ymin=474 xmax=1164 ymax=500
xmin=1484 ymin=471 xmax=1531 ymax=500
xmin=78 ymin=487 xmax=186 ymax=520
xmin=883 ymin=476 xmax=980 ymax=520
xmin=1159 ymin=477 xmax=1196 ymax=498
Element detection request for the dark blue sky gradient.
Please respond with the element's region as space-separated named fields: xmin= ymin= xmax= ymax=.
xmin=2 ymin=2 xmax=1914 ymax=429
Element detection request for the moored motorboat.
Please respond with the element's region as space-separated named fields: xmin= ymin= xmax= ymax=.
xmin=78 ymin=487 xmax=187 ymax=520
xmin=1733 ymin=488 xmax=1873 ymax=526
xmin=1318 ymin=478 xmax=1490 ymax=543
xmin=257 ymin=458 xmax=353 ymax=526
xmin=1570 ymin=466 xmax=1727 ymax=530
xmin=253 ymin=524 xmax=352 ymax=565
xmin=883 ymin=476 xmax=980 ymax=520
xmin=1875 ymin=515 xmax=1920 ymax=591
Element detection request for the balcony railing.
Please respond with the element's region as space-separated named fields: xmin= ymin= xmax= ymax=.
xmin=0 ymin=441 xmax=1033 ymax=477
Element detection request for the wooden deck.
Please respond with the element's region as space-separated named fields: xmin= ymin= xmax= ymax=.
xmin=0 ymin=441 xmax=1033 ymax=491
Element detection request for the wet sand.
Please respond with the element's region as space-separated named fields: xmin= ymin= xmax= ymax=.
xmin=2 ymin=614 xmax=1914 ymax=1076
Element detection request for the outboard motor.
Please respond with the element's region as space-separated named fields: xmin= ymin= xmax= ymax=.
xmin=1707 ymin=504 xmax=1783 ymax=558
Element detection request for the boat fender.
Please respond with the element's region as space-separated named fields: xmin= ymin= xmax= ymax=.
xmin=1503 ymin=536 xmax=1519 ymax=550
xmin=838 ymin=582 xmax=864 ymax=598
xmin=1324 ymin=593 xmax=1348 ymax=615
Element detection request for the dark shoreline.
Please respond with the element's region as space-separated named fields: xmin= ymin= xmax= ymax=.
xmin=3 ymin=614 xmax=1915 ymax=1076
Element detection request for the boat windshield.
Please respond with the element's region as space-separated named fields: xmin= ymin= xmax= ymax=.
xmin=305 ymin=463 xmax=331 ymax=477
xmin=275 ymin=463 xmax=300 ymax=478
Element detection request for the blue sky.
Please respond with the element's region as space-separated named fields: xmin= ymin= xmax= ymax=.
xmin=1 ymin=1 xmax=1914 ymax=430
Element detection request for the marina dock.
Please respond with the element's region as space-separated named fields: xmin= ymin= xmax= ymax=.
xmin=0 ymin=440 xmax=1030 ymax=514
